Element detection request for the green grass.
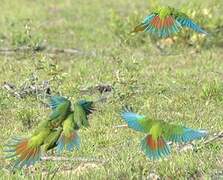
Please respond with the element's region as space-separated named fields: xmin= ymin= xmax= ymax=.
xmin=0 ymin=0 xmax=223 ymax=179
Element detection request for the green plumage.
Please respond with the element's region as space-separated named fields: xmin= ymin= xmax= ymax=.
xmin=24 ymin=120 xmax=54 ymax=148
xmin=49 ymin=98 xmax=72 ymax=127
xmin=4 ymin=119 xmax=61 ymax=169
xmin=121 ymin=107 xmax=207 ymax=159
xmin=138 ymin=117 xmax=184 ymax=140
xmin=152 ymin=6 xmax=188 ymax=19
xmin=132 ymin=6 xmax=208 ymax=37
xmin=43 ymin=127 xmax=63 ymax=151
xmin=73 ymin=102 xmax=89 ymax=128
xmin=63 ymin=113 xmax=75 ymax=135
xmin=4 ymin=96 xmax=95 ymax=169
xmin=56 ymin=100 xmax=94 ymax=153
xmin=153 ymin=6 xmax=174 ymax=19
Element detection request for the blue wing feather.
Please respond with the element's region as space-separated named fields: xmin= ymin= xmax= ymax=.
xmin=120 ymin=107 xmax=145 ymax=132
xmin=78 ymin=100 xmax=94 ymax=115
xmin=181 ymin=128 xmax=207 ymax=142
xmin=142 ymin=14 xmax=156 ymax=24
xmin=49 ymin=96 xmax=67 ymax=110
xmin=170 ymin=128 xmax=207 ymax=143
xmin=176 ymin=17 xmax=208 ymax=34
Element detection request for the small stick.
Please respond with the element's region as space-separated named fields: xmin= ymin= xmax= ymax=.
xmin=41 ymin=156 xmax=107 ymax=164
xmin=113 ymin=124 xmax=128 ymax=128
xmin=194 ymin=131 xmax=223 ymax=151
xmin=203 ymin=131 xmax=223 ymax=145
xmin=0 ymin=46 xmax=94 ymax=56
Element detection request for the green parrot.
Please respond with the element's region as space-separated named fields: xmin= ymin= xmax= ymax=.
xmin=48 ymin=96 xmax=72 ymax=127
xmin=120 ymin=107 xmax=207 ymax=160
xmin=4 ymin=96 xmax=90 ymax=169
xmin=132 ymin=6 xmax=208 ymax=38
xmin=55 ymin=99 xmax=95 ymax=154
xmin=4 ymin=120 xmax=62 ymax=169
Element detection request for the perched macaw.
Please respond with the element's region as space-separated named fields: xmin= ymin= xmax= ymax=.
xmin=4 ymin=96 xmax=94 ymax=169
xmin=120 ymin=107 xmax=207 ymax=160
xmin=132 ymin=6 xmax=208 ymax=38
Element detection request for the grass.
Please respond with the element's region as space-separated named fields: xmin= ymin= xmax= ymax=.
xmin=0 ymin=0 xmax=223 ymax=179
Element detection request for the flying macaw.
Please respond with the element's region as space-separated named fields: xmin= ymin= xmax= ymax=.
xmin=132 ymin=6 xmax=208 ymax=38
xmin=48 ymin=96 xmax=72 ymax=127
xmin=4 ymin=96 xmax=94 ymax=169
xmin=120 ymin=107 xmax=207 ymax=160
xmin=4 ymin=120 xmax=63 ymax=170
xmin=55 ymin=99 xmax=94 ymax=154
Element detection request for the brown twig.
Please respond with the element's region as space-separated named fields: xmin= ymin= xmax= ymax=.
xmin=201 ymin=131 xmax=223 ymax=146
xmin=2 ymin=78 xmax=51 ymax=99
xmin=80 ymin=84 xmax=113 ymax=94
xmin=0 ymin=46 xmax=95 ymax=56
xmin=181 ymin=131 xmax=223 ymax=152
xmin=41 ymin=156 xmax=107 ymax=164
xmin=0 ymin=46 xmax=32 ymax=52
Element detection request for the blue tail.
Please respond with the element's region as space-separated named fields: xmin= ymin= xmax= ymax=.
xmin=56 ymin=131 xmax=80 ymax=154
xmin=4 ymin=137 xmax=41 ymax=169
xmin=141 ymin=135 xmax=171 ymax=160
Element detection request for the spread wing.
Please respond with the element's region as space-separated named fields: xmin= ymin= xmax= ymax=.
xmin=175 ymin=12 xmax=208 ymax=34
xmin=120 ymin=106 xmax=147 ymax=132
xmin=161 ymin=122 xmax=207 ymax=143
xmin=48 ymin=96 xmax=71 ymax=121
xmin=132 ymin=12 xmax=181 ymax=38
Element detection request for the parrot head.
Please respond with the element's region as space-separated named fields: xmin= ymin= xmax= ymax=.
xmin=155 ymin=6 xmax=174 ymax=19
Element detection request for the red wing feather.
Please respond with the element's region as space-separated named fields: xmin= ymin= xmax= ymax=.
xmin=151 ymin=16 xmax=175 ymax=29
xmin=151 ymin=16 xmax=159 ymax=28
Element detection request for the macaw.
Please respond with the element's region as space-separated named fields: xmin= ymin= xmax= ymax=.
xmin=120 ymin=107 xmax=207 ymax=160
xmin=48 ymin=96 xmax=72 ymax=127
xmin=55 ymin=99 xmax=94 ymax=154
xmin=4 ymin=96 xmax=94 ymax=169
xmin=132 ymin=6 xmax=208 ymax=38
xmin=4 ymin=120 xmax=63 ymax=170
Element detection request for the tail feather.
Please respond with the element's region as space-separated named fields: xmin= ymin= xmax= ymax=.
xmin=141 ymin=135 xmax=171 ymax=160
xmin=4 ymin=137 xmax=41 ymax=169
xmin=132 ymin=14 xmax=155 ymax=33
xmin=131 ymin=23 xmax=147 ymax=33
xmin=56 ymin=131 xmax=80 ymax=154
